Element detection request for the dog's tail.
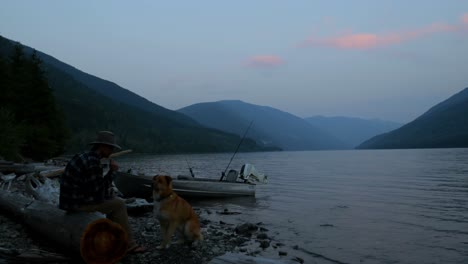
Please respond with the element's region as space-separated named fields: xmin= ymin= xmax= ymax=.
xmin=185 ymin=222 xmax=204 ymax=242
xmin=191 ymin=232 xmax=203 ymax=247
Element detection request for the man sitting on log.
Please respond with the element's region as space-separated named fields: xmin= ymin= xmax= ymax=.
xmin=59 ymin=131 xmax=146 ymax=254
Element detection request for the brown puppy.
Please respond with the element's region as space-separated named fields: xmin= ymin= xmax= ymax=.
xmin=152 ymin=175 xmax=203 ymax=249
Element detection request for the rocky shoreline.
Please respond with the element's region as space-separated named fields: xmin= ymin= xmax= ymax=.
xmin=124 ymin=210 xmax=271 ymax=263
xmin=0 ymin=174 xmax=304 ymax=264
xmin=0 ymin=206 xmax=300 ymax=264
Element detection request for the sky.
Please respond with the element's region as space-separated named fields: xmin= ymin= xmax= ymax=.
xmin=1 ymin=1 xmax=468 ymax=123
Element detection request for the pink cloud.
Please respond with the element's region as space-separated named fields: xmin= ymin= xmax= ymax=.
xmin=301 ymin=13 xmax=468 ymax=50
xmin=246 ymin=55 xmax=284 ymax=68
xmin=462 ymin=13 xmax=468 ymax=24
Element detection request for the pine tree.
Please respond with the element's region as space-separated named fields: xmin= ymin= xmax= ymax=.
xmin=19 ymin=50 xmax=68 ymax=160
xmin=0 ymin=45 xmax=69 ymax=161
xmin=0 ymin=51 xmax=23 ymax=160
xmin=0 ymin=108 xmax=23 ymax=160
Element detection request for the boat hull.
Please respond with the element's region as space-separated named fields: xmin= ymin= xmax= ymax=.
xmin=114 ymin=172 xmax=255 ymax=199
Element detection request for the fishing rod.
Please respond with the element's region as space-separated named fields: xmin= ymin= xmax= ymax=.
xmin=185 ymin=157 xmax=195 ymax=178
xmin=220 ymin=120 xmax=254 ymax=181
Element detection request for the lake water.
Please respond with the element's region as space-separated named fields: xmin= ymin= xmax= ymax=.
xmin=118 ymin=149 xmax=468 ymax=264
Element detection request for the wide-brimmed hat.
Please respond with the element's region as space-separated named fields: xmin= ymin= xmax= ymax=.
xmin=89 ymin=131 xmax=121 ymax=150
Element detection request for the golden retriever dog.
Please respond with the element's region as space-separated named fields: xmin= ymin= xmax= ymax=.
xmin=152 ymin=175 xmax=203 ymax=249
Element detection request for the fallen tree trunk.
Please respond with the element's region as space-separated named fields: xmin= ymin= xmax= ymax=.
xmin=0 ymin=247 xmax=70 ymax=263
xmin=0 ymin=191 xmax=102 ymax=250
xmin=0 ymin=191 xmax=128 ymax=263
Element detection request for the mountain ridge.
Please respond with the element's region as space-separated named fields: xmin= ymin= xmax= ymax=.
xmin=12 ymin=39 xmax=197 ymax=126
xmin=179 ymin=100 xmax=346 ymax=150
xmin=357 ymin=87 xmax=468 ymax=149
xmin=0 ymin=35 xmax=270 ymax=154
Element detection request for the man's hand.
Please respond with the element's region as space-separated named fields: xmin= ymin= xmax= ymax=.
xmin=109 ymin=159 xmax=119 ymax=172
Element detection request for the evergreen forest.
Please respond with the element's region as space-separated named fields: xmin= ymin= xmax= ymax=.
xmin=0 ymin=45 xmax=68 ymax=161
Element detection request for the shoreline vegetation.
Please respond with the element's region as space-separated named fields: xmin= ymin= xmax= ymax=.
xmin=0 ymin=164 xmax=304 ymax=264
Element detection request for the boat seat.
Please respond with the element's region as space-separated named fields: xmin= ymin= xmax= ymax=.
xmin=225 ymin=170 xmax=238 ymax=182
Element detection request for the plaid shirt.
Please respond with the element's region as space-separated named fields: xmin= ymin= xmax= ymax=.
xmin=59 ymin=151 xmax=114 ymax=211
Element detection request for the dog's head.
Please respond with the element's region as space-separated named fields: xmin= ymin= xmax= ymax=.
xmin=152 ymin=175 xmax=173 ymax=196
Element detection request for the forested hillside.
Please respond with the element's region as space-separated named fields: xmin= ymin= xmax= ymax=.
xmin=28 ymin=44 xmax=196 ymax=126
xmin=0 ymin=36 xmax=269 ymax=160
xmin=357 ymin=88 xmax=468 ymax=149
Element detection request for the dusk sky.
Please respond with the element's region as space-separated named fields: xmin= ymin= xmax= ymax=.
xmin=1 ymin=1 xmax=468 ymax=123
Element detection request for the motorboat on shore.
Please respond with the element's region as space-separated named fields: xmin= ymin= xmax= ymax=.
xmin=114 ymin=164 xmax=267 ymax=199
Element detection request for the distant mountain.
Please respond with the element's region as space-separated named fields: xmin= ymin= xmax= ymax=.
xmin=305 ymin=116 xmax=402 ymax=148
xmin=178 ymin=100 xmax=347 ymax=150
xmin=357 ymin=88 xmax=468 ymax=149
xmin=0 ymin=35 xmax=269 ymax=154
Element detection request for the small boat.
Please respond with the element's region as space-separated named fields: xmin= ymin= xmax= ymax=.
xmin=114 ymin=164 xmax=267 ymax=199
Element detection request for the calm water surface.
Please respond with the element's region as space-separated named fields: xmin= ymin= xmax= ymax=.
xmin=118 ymin=149 xmax=468 ymax=264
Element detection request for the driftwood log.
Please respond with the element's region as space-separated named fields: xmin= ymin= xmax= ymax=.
xmin=0 ymin=191 xmax=128 ymax=263
xmin=0 ymin=247 xmax=70 ymax=263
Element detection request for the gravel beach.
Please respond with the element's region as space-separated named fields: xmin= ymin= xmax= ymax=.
xmin=0 ymin=206 xmax=296 ymax=264
xmin=0 ymin=176 xmax=303 ymax=264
